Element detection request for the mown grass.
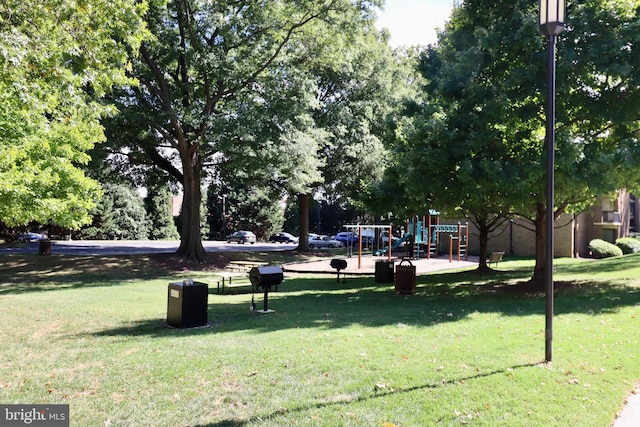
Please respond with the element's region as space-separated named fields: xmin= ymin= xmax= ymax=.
xmin=0 ymin=252 xmax=639 ymax=426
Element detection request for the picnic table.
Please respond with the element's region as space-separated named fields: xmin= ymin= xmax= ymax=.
xmin=227 ymin=261 xmax=267 ymax=272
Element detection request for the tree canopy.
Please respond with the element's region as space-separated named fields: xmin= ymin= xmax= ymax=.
xmin=103 ymin=0 xmax=393 ymax=260
xmin=0 ymin=0 xmax=148 ymax=228
xmin=383 ymin=0 xmax=640 ymax=280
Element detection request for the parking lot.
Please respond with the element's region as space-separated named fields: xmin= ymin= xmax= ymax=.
xmin=0 ymin=240 xmax=298 ymax=256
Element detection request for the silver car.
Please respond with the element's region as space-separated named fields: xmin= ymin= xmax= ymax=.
xmin=307 ymin=235 xmax=344 ymax=249
xmin=227 ymin=230 xmax=257 ymax=244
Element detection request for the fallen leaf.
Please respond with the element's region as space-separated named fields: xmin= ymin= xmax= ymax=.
xmin=374 ymin=382 xmax=389 ymax=392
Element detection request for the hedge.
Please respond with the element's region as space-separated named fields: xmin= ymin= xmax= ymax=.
xmin=588 ymin=239 xmax=623 ymax=259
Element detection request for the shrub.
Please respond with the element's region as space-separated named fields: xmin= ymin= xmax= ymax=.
xmin=588 ymin=239 xmax=623 ymax=259
xmin=615 ymin=237 xmax=640 ymax=255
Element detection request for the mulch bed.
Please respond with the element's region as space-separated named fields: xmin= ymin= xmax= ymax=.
xmin=150 ymin=252 xmax=231 ymax=272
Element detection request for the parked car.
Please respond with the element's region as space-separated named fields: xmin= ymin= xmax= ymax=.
xmin=226 ymin=230 xmax=256 ymax=244
xmin=360 ymin=229 xmax=397 ymax=245
xmin=334 ymin=232 xmax=361 ymax=246
xmin=307 ymin=235 xmax=344 ymax=249
xmin=381 ymin=231 xmax=400 ymax=245
xmin=270 ymin=232 xmax=298 ymax=244
xmin=17 ymin=232 xmax=47 ymax=242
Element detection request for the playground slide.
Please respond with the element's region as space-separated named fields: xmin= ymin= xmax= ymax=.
xmin=374 ymin=233 xmax=412 ymax=256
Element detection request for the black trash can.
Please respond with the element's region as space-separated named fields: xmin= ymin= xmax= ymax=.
xmin=395 ymin=258 xmax=416 ymax=295
xmin=375 ymin=260 xmax=394 ymax=283
xmin=167 ymin=281 xmax=209 ymax=328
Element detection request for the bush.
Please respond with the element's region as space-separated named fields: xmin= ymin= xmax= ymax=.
xmin=615 ymin=237 xmax=640 ymax=255
xmin=588 ymin=239 xmax=623 ymax=259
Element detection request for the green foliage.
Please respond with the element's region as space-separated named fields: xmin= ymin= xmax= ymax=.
xmin=282 ymin=199 xmax=301 ymax=236
xmin=79 ymin=183 xmax=150 ymax=240
xmin=224 ymin=187 xmax=284 ymax=240
xmin=588 ymin=239 xmax=623 ymax=259
xmin=102 ymin=0 xmax=390 ymax=260
xmin=615 ymin=237 xmax=640 ymax=255
xmin=380 ymin=0 xmax=640 ymax=272
xmin=145 ymin=187 xmax=179 ymax=240
xmin=0 ymin=0 xmax=149 ymax=228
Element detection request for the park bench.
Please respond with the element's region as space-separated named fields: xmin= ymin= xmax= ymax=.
xmin=227 ymin=261 xmax=267 ymax=272
xmin=215 ymin=261 xmax=270 ymax=294
xmin=488 ymin=251 xmax=505 ymax=267
xmin=214 ymin=271 xmax=252 ymax=294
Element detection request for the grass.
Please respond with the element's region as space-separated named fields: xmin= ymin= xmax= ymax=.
xmin=0 ymin=252 xmax=639 ymax=426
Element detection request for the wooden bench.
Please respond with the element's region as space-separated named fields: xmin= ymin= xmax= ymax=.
xmin=227 ymin=261 xmax=267 ymax=272
xmin=214 ymin=271 xmax=251 ymax=294
xmin=488 ymin=251 xmax=505 ymax=267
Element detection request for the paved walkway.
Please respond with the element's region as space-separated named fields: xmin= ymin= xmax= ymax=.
xmin=282 ymin=254 xmax=479 ymax=275
xmin=284 ymin=254 xmax=640 ymax=426
xmin=613 ymin=384 xmax=640 ymax=427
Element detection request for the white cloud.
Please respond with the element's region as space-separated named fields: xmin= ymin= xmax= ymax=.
xmin=375 ymin=0 xmax=454 ymax=47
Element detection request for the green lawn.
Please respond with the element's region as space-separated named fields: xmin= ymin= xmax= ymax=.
xmin=0 ymin=253 xmax=639 ymax=426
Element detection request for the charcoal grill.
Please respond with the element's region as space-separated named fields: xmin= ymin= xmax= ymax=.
xmin=330 ymin=258 xmax=348 ymax=283
xmin=249 ymin=266 xmax=284 ymax=313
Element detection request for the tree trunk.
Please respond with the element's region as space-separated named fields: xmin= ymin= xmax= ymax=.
xmin=176 ymin=150 xmax=207 ymax=262
xmin=531 ymin=202 xmax=547 ymax=289
xmin=477 ymin=222 xmax=489 ymax=270
xmin=297 ymin=193 xmax=310 ymax=251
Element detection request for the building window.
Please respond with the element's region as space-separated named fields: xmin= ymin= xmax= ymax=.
xmin=602 ymin=228 xmax=616 ymax=243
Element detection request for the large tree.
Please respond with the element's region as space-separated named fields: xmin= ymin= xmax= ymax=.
xmin=389 ymin=0 xmax=640 ymax=283
xmin=105 ymin=0 xmax=385 ymax=261
xmin=291 ymin=21 xmax=408 ymax=249
xmin=0 ymin=0 xmax=148 ymax=229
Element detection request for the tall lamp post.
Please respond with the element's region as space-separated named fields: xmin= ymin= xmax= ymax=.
xmin=539 ymin=0 xmax=565 ymax=363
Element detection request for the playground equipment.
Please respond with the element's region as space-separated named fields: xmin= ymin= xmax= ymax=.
xmin=373 ymin=232 xmax=412 ymax=256
xmin=343 ymin=224 xmax=394 ymax=269
xmin=405 ymin=211 xmax=468 ymax=262
xmin=341 ymin=214 xmax=469 ymax=269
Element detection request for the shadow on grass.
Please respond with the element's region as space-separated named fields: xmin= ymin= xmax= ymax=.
xmin=555 ymin=253 xmax=640 ymax=275
xmin=86 ymin=271 xmax=640 ymax=339
xmin=0 ymin=254 xmax=174 ymax=294
xmin=0 ymin=251 xmax=331 ymax=295
xmin=195 ymin=362 xmax=540 ymax=427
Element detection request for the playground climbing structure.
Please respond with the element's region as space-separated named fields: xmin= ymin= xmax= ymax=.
xmin=405 ymin=211 xmax=469 ymax=262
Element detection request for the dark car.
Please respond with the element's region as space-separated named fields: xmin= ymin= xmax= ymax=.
xmin=334 ymin=232 xmax=360 ymax=246
xmin=226 ymin=230 xmax=257 ymax=244
xmin=269 ymin=232 xmax=298 ymax=244
xmin=335 ymin=231 xmax=372 ymax=246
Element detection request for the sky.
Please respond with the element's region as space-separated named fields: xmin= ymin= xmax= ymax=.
xmin=374 ymin=0 xmax=455 ymax=47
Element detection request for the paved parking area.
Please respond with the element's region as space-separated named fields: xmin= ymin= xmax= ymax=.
xmin=283 ymin=254 xmax=479 ymax=275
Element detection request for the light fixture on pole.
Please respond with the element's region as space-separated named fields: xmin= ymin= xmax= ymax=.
xmin=539 ymin=0 xmax=565 ymax=363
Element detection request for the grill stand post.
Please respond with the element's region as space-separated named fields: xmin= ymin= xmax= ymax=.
xmin=257 ymin=285 xmax=275 ymax=314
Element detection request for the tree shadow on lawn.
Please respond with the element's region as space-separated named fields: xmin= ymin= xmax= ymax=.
xmin=195 ymin=362 xmax=540 ymax=427
xmin=555 ymin=253 xmax=640 ymax=275
xmin=87 ymin=272 xmax=640 ymax=338
xmin=0 ymin=252 xmax=232 ymax=295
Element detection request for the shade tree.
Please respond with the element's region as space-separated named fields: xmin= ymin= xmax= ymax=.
xmin=385 ymin=0 xmax=640 ymax=283
xmin=0 ymin=0 xmax=148 ymax=229
xmin=103 ymin=0 xmax=392 ymax=261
